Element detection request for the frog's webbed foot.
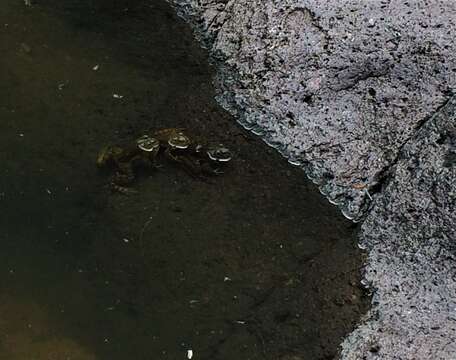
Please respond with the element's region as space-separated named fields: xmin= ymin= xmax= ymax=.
xmin=109 ymin=166 xmax=136 ymax=195
xmin=109 ymin=182 xmax=138 ymax=195
xmin=198 ymin=161 xmax=224 ymax=177
xmin=164 ymin=148 xmax=179 ymax=163
xmin=212 ymin=168 xmax=224 ymax=175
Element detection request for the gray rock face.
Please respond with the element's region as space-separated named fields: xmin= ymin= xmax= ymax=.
xmin=169 ymin=0 xmax=456 ymax=220
xmin=341 ymin=97 xmax=456 ymax=359
xmin=167 ymin=0 xmax=456 ymax=358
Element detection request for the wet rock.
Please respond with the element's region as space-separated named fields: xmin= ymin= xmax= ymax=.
xmin=167 ymin=0 xmax=456 ymax=221
xmin=340 ymin=97 xmax=456 ymax=359
xmin=166 ymin=0 xmax=456 ymax=358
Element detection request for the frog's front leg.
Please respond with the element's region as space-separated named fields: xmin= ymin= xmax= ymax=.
xmin=200 ymin=161 xmax=223 ymax=176
xmin=110 ymin=182 xmax=138 ymax=195
xmin=179 ymin=156 xmax=205 ymax=178
xmin=110 ymin=162 xmax=137 ymax=194
xmin=164 ymin=147 xmax=178 ymax=163
xmin=164 ymin=148 xmax=196 ymax=176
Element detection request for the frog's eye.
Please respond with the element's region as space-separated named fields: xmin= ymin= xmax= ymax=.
xmin=168 ymin=133 xmax=190 ymax=149
xmin=137 ymin=135 xmax=160 ymax=152
xmin=207 ymin=145 xmax=232 ymax=162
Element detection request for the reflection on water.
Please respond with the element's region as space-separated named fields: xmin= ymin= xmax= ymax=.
xmin=0 ymin=0 xmax=369 ymax=359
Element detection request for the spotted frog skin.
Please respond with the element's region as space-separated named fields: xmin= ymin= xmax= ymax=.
xmin=97 ymin=129 xmax=232 ymax=193
xmin=96 ymin=136 xmax=159 ymax=193
xmin=153 ymin=128 xmax=231 ymax=178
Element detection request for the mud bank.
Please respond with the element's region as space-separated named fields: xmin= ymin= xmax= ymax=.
xmin=166 ymin=1 xmax=456 ymax=358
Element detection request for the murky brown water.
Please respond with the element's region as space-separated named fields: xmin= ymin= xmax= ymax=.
xmin=0 ymin=1 xmax=369 ymax=359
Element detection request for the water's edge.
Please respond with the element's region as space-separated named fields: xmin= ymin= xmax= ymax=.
xmin=0 ymin=1 xmax=370 ymax=359
xmin=166 ymin=1 xmax=456 ymax=359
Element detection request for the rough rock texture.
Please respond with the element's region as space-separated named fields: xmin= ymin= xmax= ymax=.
xmin=341 ymin=97 xmax=456 ymax=359
xmin=166 ymin=0 xmax=456 ymax=358
xmin=169 ymin=0 xmax=456 ymax=221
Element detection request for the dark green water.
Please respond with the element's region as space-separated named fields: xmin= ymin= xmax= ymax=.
xmin=0 ymin=1 xmax=368 ymax=359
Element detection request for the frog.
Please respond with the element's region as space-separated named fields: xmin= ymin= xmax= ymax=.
xmin=96 ymin=134 xmax=160 ymax=193
xmin=206 ymin=144 xmax=232 ymax=163
xmin=153 ymin=128 xmax=232 ymax=178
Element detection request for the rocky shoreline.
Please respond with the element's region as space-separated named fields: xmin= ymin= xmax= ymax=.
xmin=166 ymin=1 xmax=456 ymax=358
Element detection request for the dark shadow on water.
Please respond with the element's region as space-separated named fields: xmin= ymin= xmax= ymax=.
xmin=0 ymin=1 xmax=369 ymax=359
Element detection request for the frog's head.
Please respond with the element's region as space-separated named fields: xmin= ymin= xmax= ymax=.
xmin=207 ymin=145 xmax=232 ymax=162
xmin=168 ymin=132 xmax=191 ymax=150
xmin=137 ymin=135 xmax=160 ymax=152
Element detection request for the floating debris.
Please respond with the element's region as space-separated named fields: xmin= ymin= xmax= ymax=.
xmin=20 ymin=43 xmax=31 ymax=53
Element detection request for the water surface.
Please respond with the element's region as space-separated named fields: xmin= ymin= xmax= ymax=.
xmin=0 ymin=1 xmax=368 ymax=359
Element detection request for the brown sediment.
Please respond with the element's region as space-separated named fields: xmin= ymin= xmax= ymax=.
xmin=0 ymin=295 xmax=97 ymax=360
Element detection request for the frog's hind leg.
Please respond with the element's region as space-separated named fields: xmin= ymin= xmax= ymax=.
xmin=109 ymin=162 xmax=137 ymax=195
xmin=109 ymin=181 xmax=138 ymax=195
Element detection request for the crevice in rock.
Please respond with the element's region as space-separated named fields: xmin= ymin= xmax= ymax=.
xmin=332 ymin=68 xmax=390 ymax=92
xmin=369 ymin=93 xmax=455 ymax=199
xmin=289 ymin=6 xmax=330 ymax=45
